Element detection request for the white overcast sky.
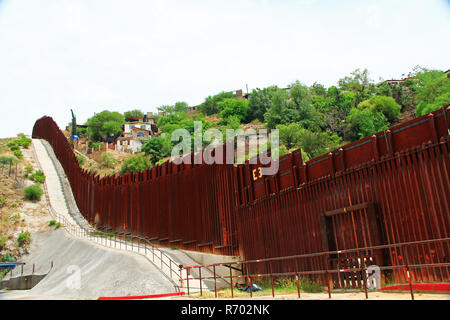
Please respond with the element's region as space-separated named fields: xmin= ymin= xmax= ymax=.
xmin=0 ymin=0 xmax=449 ymax=138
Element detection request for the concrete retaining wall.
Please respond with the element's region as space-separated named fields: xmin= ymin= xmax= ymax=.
xmin=1 ymin=274 xmax=47 ymax=290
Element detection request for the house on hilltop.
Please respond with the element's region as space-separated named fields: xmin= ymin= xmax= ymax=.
xmin=116 ymin=112 xmax=158 ymax=153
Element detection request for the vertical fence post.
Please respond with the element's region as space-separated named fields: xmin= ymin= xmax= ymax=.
xmin=213 ymin=265 xmax=217 ymax=298
xmin=406 ymin=264 xmax=414 ymax=300
xmin=362 ymin=265 xmax=368 ymax=299
xmin=186 ymin=267 xmax=190 ymax=296
xmin=199 ymin=267 xmax=203 ymax=297
xmin=296 ymin=273 xmax=301 ymax=298
xmin=270 ymin=263 xmax=275 ymax=298
xmin=326 ymin=270 xmax=332 ymax=299
xmin=401 ymin=246 xmax=414 ymax=300
xmin=248 ymin=275 xmax=253 ymax=298
xmin=229 ymin=266 xmax=233 ymax=298
xmin=179 ymin=265 xmax=184 ymax=289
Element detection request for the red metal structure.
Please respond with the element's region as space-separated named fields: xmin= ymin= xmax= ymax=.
xmin=32 ymin=106 xmax=450 ymax=288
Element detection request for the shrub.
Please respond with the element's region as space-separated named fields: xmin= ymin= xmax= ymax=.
xmin=0 ymin=236 xmax=7 ymax=249
xmin=25 ymin=166 xmax=34 ymax=174
xmin=13 ymin=149 xmax=23 ymax=159
xmin=17 ymin=136 xmax=31 ymax=148
xmin=9 ymin=144 xmax=19 ymax=151
xmin=346 ymin=107 xmax=389 ymax=141
xmin=76 ymin=154 xmax=85 ymax=166
xmin=218 ymin=98 xmax=251 ymax=123
xmin=23 ymin=183 xmax=43 ymax=201
xmin=48 ymin=220 xmax=56 ymax=226
xmin=29 ymin=170 xmax=45 ymax=183
xmin=88 ymin=141 xmax=103 ymax=149
xmin=17 ymin=231 xmax=31 ymax=247
xmin=0 ymin=196 xmax=5 ymax=207
xmin=11 ymin=213 xmax=20 ymax=223
xmin=357 ymin=96 xmax=401 ymax=123
xmin=120 ymin=155 xmax=152 ymax=174
xmin=55 ymin=222 xmax=61 ymax=229
xmin=6 ymin=141 xmax=18 ymax=148
xmin=101 ymin=152 xmax=118 ymax=169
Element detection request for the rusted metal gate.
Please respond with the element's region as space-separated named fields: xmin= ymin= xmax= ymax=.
xmin=33 ymin=106 xmax=450 ymax=288
xmin=323 ymin=203 xmax=384 ymax=289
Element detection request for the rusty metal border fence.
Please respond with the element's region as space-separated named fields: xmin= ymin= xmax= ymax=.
xmin=29 ymin=139 xmax=184 ymax=288
xmin=32 ymin=106 xmax=450 ymax=289
xmin=32 ymin=118 xmax=239 ymax=256
xmin=232 ymin=107 xmax=450 ymax=287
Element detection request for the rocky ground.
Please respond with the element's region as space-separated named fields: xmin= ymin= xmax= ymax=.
xmin=0 ymin=139 xmax=52 ymax=262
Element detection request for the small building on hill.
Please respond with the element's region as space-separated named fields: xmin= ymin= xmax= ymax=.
xmin=116 ymin=112 xmax=158 ymax=153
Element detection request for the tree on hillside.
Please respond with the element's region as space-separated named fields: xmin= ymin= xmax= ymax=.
xmin=174 ymin=101 xmax=189 ymax=113
xmin=157 ymin=105 xmax=175 ymax=115
xmin=218 ymin=98 xmax=250 ymax=123
xmin=310 ymin=82 xmax=327 ymax=97
xmin=276 ymin=123 xmax=303 ymax=149
xmin=124 ymin=109 xmax=144 ymax=118
xmin=338 ymin=68 xmax=376 ymax=108
xmin=289 ymin=81 xmax=323 ymax=131
xmin=86 ymin=111 xmax=125 ymax=142
xmin=264 ymin=88 xmax=300 ymax=129
xmin=157 ymin=112 xmax=188 ymax=128
xmin=413 ymin=69 xmax=450 ymax=116
xmin=296 ymin=129 xmax=342 ymax=160
xmin=346 ymin=107 xmax=389 ymax=141
xmin=142 ymin=136 xmax=172 ymax=165
xmin=357 ymin=95 xmax=401 ymax=123
xmin=197 ymin=91 xmax=235 ymax=115
xmin=248 ymin=86 xmax=279 ymax=122
xmin=120 ymin=155 xmax=152 ymax=174
xmin=289 ymin=81 xmax=312 ymax=110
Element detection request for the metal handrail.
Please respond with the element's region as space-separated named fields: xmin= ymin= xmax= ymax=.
xmin=184 ymin=237 xmax=450 ymax=269
xmin=180 ymin=237 xmax=450 ymax=299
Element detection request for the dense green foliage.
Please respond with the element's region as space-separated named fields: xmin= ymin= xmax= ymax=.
xmin=76 ymin=154 xmax=85 ymax=166
xmin=29 ymin=170 xmax=46 ymax=183
xmin=142 ymin=136 xmax=172 ymax=165
xmin=124 ymin=109 xmax=144 ymax=118
xmin=120 ymin=155 xmax=152 ymax=174
xmin=23 ymin=183 xmax=43 ymax=201
xmin=101 ymin=152 xmax=118 ymax=168
xmin=248 ymin=86 xmax=279 ymax=122
xmin=86 ymin=110 xmax=125 ymax=141
xmin=198 ymin=91 xmax=235 ymax=115
xmin=17 ymin=231 xmax=31 ymax=247
xmin=218 ymin=98 xmax=250 ymax=123
xmin=13 ymin=149 xmax=23 ymax=159
xmin=77 ymin=66 xmax=447 ymax=168
xmin=413 ymin=69 xmax=450 ymax=116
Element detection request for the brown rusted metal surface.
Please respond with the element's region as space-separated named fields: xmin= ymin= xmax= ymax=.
xmin=32 ymin=106 xmax=449 ymax=288
xmin=32 ymin=117 xmax=239 ymax=256
xmin=234 ymin=106 xmax=449 ymax=287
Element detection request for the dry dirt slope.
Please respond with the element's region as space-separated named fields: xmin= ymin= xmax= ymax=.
xmin=0 ymin=139 xmax=177 ymax=299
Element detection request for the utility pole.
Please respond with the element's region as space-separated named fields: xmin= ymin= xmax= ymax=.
xmin=70 ymin=109 xmax=77 ymax=149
